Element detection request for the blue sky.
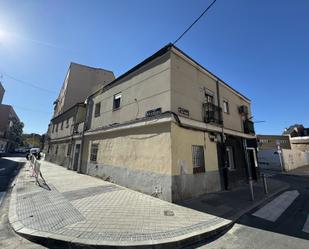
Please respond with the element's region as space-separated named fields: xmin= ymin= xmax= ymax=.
xmin=0 ymin=0 xmax=308 ymax=135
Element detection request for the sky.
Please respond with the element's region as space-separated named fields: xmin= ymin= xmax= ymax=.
xmin=0 ymin=0 xmax=308 ymax=135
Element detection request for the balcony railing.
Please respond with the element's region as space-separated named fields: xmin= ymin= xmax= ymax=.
xmin=244 ymin=119 xmax=255 ymax=134
xmin=203 ymin=102 xmax=223 ymax=125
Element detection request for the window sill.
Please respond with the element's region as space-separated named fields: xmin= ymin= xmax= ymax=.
xmin=112 ymin=107 xmax=121 ymax=112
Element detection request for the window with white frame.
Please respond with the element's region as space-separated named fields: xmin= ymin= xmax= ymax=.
xmin=113 ymin=93 xmax=121 ymax=110
xmin=223 ymin=100 xmax=229 ymax=114
xmin=90 ymin=143 xmax=99 ymax=162
xmin=192 ymin=145 xmax=205 ymax=174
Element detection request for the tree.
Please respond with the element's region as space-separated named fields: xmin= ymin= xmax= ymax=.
xmin=8 ymin=117 xmax=24 ymax=150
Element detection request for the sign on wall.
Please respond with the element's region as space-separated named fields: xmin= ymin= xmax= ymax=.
xmin=178 ymin=107 xmax=189 ymax=116
xmin=145 ymin=108 xmax=162 ymax=117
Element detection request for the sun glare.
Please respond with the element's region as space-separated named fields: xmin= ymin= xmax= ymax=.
xmin=0 ymin=29 xmax=9 ymax=43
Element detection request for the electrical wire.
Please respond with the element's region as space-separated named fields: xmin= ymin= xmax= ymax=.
xmin=1 ymin=71 xmax=57 ymax=94
xmin=173 ymin=0 xmax=217 ymax=45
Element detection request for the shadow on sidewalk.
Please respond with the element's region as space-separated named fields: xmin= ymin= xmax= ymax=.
xmin=177 ymin=178 xmax=287 ymax=220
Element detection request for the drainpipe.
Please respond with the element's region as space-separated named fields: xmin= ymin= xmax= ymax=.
xmin=216 ymin=80 xmax=228 ymax=190
xmin=77 ymin=97 xmax=93 ymax=173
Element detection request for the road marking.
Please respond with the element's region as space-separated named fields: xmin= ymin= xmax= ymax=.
xmin=0 ymin=191 xmax=5 ymax=207
xmin=302 ymin=215 xmax=309 ymax=233
xmin=252 ymin=190 xmax=299 ymax=222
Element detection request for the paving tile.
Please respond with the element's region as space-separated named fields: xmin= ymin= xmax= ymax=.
xmin=11 ymin=160 xmax=231 ymax=245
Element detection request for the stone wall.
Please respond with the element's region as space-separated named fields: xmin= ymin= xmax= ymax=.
xmin=282 ymin=149 xmax=309 ymax=171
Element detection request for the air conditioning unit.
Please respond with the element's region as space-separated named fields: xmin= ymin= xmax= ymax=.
xmin=239 ymin=105 xmax=248 ymax=115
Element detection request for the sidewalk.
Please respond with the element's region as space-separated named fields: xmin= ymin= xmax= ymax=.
xmin=178 ymin=176 xmax=289 ymax=221
xmin=9 ymin=160 xmax=232 ymax=248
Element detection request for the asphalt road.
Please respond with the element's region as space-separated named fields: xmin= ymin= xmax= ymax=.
xmin=196 ymin=167 xmax=309 ymax=249
xmin=0 ymin=156 xmax=47 ymax=249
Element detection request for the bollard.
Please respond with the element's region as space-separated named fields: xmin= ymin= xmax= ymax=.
xmin=262 ymin=173 xmax=268 ymax=194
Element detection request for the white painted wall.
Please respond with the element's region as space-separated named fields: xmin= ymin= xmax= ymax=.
xmin=282 ymin=149 xmax=309 ymax=171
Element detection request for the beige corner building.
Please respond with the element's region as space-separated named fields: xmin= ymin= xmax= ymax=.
xmin=46 ymin=45 xmax=258 ymax=202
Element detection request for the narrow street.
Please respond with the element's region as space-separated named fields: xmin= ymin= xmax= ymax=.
xmin=195 ymin=167 xmax=309 ymax=249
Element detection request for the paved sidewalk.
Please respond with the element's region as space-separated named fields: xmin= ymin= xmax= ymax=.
xmin=9 ymin=160 xmax=231 ymax=248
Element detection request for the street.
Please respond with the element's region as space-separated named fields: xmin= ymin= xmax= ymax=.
xmin=1 ymin=156 xmax=309 ymax=249
xmin=0 ymin=156 xmax=46 ymax=249
xmin=196 ymin=169 xmax=309 ymax=249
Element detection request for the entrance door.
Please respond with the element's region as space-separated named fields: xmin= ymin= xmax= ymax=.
xmin=247 ymin=148 xmax=258 ymax=180
xmin=73 ymin=144 xmax=80 ymax=171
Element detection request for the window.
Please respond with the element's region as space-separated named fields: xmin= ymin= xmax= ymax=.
xmin=113 ymin=93 xmax=121 ymax=110
xmin=94 ymin=102 xmax=101 ymax=117
xmin=66 ymin=119 xmax=69 ymax=128
xmin=55 ymin=145 xmax=58 ymax=155
xmin=90 ymin=143 xmax=99 ymax=162
xmin=56 ymin=123 xmax=58 ymax=132
xmin=52 ymin=124 xmax=55 ymax=133
xmin=205 ymin=93 xmax=214 ymax=104
xmin=61 ymin=121 xmax=64 ymax=130
xmin=192 ymin=145 xmax=205 ymax=173
xmin=67 ymin=144 xmax=72 ymax=156
xmin=223 ymin=100 xmax=229 ymax=113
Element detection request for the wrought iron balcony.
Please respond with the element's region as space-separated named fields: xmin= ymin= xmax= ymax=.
xmin=244 ymin=119 xmax=255 ymax=134
xmin=203 ymin=102 xmax=223 ymax=125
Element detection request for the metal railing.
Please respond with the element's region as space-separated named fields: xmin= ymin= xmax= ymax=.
xmin=244 ymin=119 xmax=255 ymax=134
xmin=203 ymin=102 xmax=223 ymax=125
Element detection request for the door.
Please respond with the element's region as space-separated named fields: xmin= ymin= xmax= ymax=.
xmin=73 ymin=144 xmax=80 ymax=171
xmin=247 ymin=148 xmax=258 ymax=180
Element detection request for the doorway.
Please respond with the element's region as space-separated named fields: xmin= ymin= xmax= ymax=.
xmin=73 ymin=144 xmax=81 ymax=171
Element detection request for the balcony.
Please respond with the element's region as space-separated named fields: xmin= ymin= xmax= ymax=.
xmin=203 ymin=102 xmax=223 ymax=125
xmin=72 ymin=122 xmax=85 ymax=135
xmin=243 ymin=119 xmax=255 ymax=134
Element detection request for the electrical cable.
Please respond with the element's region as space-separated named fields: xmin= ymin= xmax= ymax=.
xmin=173 ymin=0 xmax=217 ymax=45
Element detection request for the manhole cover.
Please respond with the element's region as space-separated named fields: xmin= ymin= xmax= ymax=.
xmin=164 ymin=210 xmax=175 ymax=216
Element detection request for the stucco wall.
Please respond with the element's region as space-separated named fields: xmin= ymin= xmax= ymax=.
xmin=282 ymin=149 xmax=309 ymax=171
xmin=45 ymin=142 xmax=71 ymax=167
xmin=170 ymin=123 xmax=221 ymax=200
xmin=170 ymin=49 xmax=251 ymax=133
xmin=291 ymin=143 xmax=309 ymax=152
xmin=90 ymin=53 xmax=171 ymax=130
xmin=50 ymin=117 xmax=74 ymax=140
xmin=83 ymin=122 xmax=173 ymax=201
xmin=55 ymin=63 xmax=115 ymax=117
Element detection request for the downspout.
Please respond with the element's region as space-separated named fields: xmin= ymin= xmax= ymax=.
xmin=77 ymin=97 xmax=93 ymax=174
xmin=216 ymin=80 xmax=228 ymax=190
